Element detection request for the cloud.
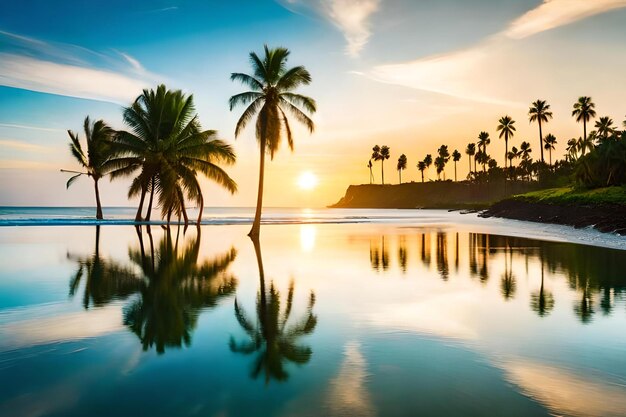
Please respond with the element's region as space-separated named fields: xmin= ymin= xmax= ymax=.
xmin=0 ymin=139 xmax=48 ymax=152
xmin=0 ymin=123 xmax=64 ymax=132
xmin=279 ymin=0 xmax=380 ymax=57
xmin=323 ymin=0 xmax=380 ymax=57
xmin=506 ymin=0 xmax=626 ymax=39
xmin=0 ymin=53 xmax=150 ymax=103
xmin=0 ymin=30 xmax=163 ymax=103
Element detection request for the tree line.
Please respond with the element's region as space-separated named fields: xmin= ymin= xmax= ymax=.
xmin=368 ymin=97 xmax=626 ymax=187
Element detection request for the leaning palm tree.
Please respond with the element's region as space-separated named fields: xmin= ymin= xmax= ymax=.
xmin=543 ymin=133 xmax=557 ymax=167
xmin=61 ymin=117 xmax=114 ymax=219
xmin=465 ymin=143 xmax=476 ymax=176
xmin=528 ymin=99 xmax=552 ymax=163
xmin=452 ymin=149 xmax=461 ymax=181
xmin=497 ymin=115 xmax=515 ymax=169
xmin=110 ymin=85 xmax=237 ymax=224
xmin=595 ymin=116 xmax=616 ymax=142
xmin=572 ymin=96 xmax=596 ymax=144
xmin=229 ymin=45 xmax=316 ymax=237
xmin=397 ymin=154 xmax=407 ymax=184
xmin=417 ymin=161 xmax=426 ymax=183
xmin=423 ymin=154 xmax=433 ymax=178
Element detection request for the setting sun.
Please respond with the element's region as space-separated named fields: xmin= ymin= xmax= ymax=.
xmin=297 ymin=171 xmax=318 ymax=190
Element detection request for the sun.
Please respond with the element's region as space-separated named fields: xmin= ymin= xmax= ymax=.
xmin=297 ymin=171 xmax=318 ymax=190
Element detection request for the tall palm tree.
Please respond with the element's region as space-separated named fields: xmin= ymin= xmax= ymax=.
xmin=61 ymin=117 xmax=114 ymax=219
xmin=367 ymin=159 xmax=374 ymax=184
xmin=519 ymin=141 xmax=532 ymax=181
xmin=379 ymin=145 xmax=390 ymax=184
xmin=528 ymin=99 xmax=552 ymax=163
xmin=595 ymin=116 xmax=616 ymax=141
xmin=417 ymin=161 xmax=426 ymax=183
xmin=497 ymin=115 xmax=516 ymax=169
xmin=452 ymin=149 xmax=461 ymax=181
xmin=434 ymin=156 xmax=445 ymax=180
xmin=465 ymin=143 xmax=476 ymax=176
xmin=110 ymin=85 xmax=237 ymax=224
xmin=477 ymin=131 xmax=490 ymax=155
xmin=572 ymin=96 xmax=596 ymax=145
xmin=423 ymin=154 xmax=433 ymax=180
xmin=543 ymin=133 xmax=557 ymax=167
xmin=437 ymin=145 xmax=450 ymax=180
xmin=229 ymin=45 xmax=316 ymax=237
xmin=397 ymin=154 xmax=407 ymax=184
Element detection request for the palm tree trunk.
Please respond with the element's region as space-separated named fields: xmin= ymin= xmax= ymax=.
xmin=474 ymin=157 xmax=477 ymax=174
xmin=145 ymin=176 xmax=155 ymax=222
xmin=549 ymin=149 xmax=552 ymax=168
xmin=135 ymin=186 xmax=147 ymax=222
xmin=180 ymin=192 xmax=189 ymax=227
xmin=454 ymin=162 xmax=457 ymax=182
xmin=197 ymin=193 xmax=204 ymax=225
xmin=468 ymin=156 xmax=471 ymax=177
xmin=539 ymin=119 xmax=544 ymax=163
xmin=251 ymin=235 xmax=266 ymax=315
xmin=583 ymin=119 xmax=587 ymax=145
xmin=421 ymin=171 xmax=424 ymax=183
xmin=504 ymin=136 xmax=508 ymax=170
xmin=249 ymin=136 xmax=266 ymax=238
xmin=381 ymin=160 xmax=384 ymax=185
xmin=93 ymin=178 xmax=103 ymax=220
xmin=399 ymin=170 xmax=401 ymax=184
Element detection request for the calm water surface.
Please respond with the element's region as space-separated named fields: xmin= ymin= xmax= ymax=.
xmin=1 ymin=220 xmax=625 ymax=417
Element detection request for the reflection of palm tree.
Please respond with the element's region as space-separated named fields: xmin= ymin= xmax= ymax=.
xmin=574 ymin=283 xmax=595 ymax=324
xmin=500 ymin=240 xmax=516 ymax=300
xmin=370 ymin=238 xmax=380 ymax=271
xmin=381 ymin=236 xmax=389 ymax=270
xmin=436 ymin=232 xmax=449 ymax=281
xmin=398 ymin=236 xmax=407 ymax=273
xmin=530 ymin=254 xmax=554 ymax=317
xmin=125 ymin=227 xmax=237 ymax=353
xmin=230 ymin=238 xmax=317 ymax=383
xmin=420 ymin=233 xmax=431 ymax=267
xmin=68 ymin=226 xmax=142 ymax=309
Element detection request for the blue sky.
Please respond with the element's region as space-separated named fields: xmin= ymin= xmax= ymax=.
xmin=1 ymin=0 xmax=626 ymax=207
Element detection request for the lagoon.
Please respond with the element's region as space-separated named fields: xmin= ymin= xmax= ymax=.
xmin=1 ymin=210 xmax=625 ymax=416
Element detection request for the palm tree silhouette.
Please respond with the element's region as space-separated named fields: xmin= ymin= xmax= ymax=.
xmin=465 ymin=143 xmax=476 ymax=177
xmin=543 ymin=134 xmax=557 ymax=168
xmin=572 ymin=96 xmax=596 ymax=148
xmin=417 ymin=161 xmax=426 ymax=183
xmin=397 ymin=154 xmax=407 ymax=184
xmin=595 ymin=116 xmax=616 ymax=142
xmin=379 ymin=146 xmax=391 ymax=184
xmin=497 ymin=115 xmax=516 ymax=169
xmin=110 ymin=85 xmax=237 ymax=224
xmin=452 ymin=149 xmax=461 ymax=181
xmin=367 ymin=159 xmax=374 ymax=184
xmin=477 ymin=131 xmax=490 ymax=155
xmin=229 ymin=46 xmax=316 ymax=237
xmin=61 ymin=117 xmax=115 ymax=219
xmin=230 ymin=238 xmax=317 ymax=383
xmin=530 ymin=254 xmax=555 ymax=317
xmin=528 ymin=100 xmax=552 ymax=163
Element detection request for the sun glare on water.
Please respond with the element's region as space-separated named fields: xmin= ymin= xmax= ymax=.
xmin=297 ymin=171 xmax=318 ymax=190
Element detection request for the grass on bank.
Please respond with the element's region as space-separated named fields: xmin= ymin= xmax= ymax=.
xmin=511 ymin=186 xmax=626 ymax=205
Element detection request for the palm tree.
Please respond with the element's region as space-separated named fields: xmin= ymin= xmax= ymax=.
xmin=477 ymin=131 xmax=490 ymax=155
xmin=465 ymin=143 xmax=476 ymax=176
xmin=506 ymin=146 xmax=519 ymax=177
xmin=528 ymin=100 xmax=552 ymax=163
xmin=110 ymin=85 xmax=237 ymax=225
xmin=572 ymin=96 xmax=596 ymax=145
xmin=230 ymin=238 xmax=317 ymax=383
xmin=497 ymin=115 xmax=516 ymax=169
xmin=519 ymin=141 xmax=532 ymax=180
xmin=417 ymin=161 xmax=426 ymax=183
xmin=437 ymin=145 xmax=450 ymax=180
xmin=543 ymin=133 xmax=557 ymax=167
xmin=61 ymin=117 xmax=114 ymax=219
xmin=379 ymin=145 xmax=390 ymax=184
xmin=595 ymin=116 xmax=616 ymax=142
xmin=566 ymin=138 xmax=578 ymax=161
xmin=475 ymin=150 xmax=488 ymax=173
xmin=229 ymin=45 xmax=316 ymax=237
xmin=577 ymin=135 xmax=594 ymax=156
xmin=423 ymin=154 xmax=433 ymax=179
xmin=452 ymin=149 xmax=461 ymax=181
xmin=434 ymin=156 xmax=445 ymax=180
xmin=371 ymin=145 xmax=382 ymax=184
xmin=397 ymin=154 xmax=407 ymax=184
xmin=367 ymin=159 xmax=374 ymax=184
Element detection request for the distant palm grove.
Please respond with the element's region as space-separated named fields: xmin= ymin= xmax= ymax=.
xmin=369 ymin=97 xmax=626 ymax=190
xmin=62 ymin=45 xmax=315 ymax=232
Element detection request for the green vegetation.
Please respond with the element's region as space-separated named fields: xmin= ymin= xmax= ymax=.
xmin=512 ymin=186 xmax=626 ymax=205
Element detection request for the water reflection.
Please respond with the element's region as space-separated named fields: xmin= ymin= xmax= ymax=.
xmin=68 ymin=226 xmax=237 ymax=353
xmin=366 ymin=231 xmax=626 ymax=323
xmin=230 ymin=238 xmax=317 ymax=383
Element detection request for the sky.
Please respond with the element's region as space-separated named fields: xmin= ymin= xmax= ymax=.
xmin=1 ymin=0 xmax=626 ymax=208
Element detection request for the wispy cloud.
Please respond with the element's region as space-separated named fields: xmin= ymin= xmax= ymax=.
xmin=0 ymin=139 xmax=48 ymax=152
xmin=323 ymin=0 xmax=380 ymax=57
xmin=279 ymin=0 xmax=380 ymax=57
xmin=0 ymin=30 xmax=162 ymax=103
xmin=367 ymin=0 xmax=626 ymax=104
xmin=506 ymin=0 xmax=626 ymax=39
xmin=0 ymin=123 xmax=64 ymax=132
